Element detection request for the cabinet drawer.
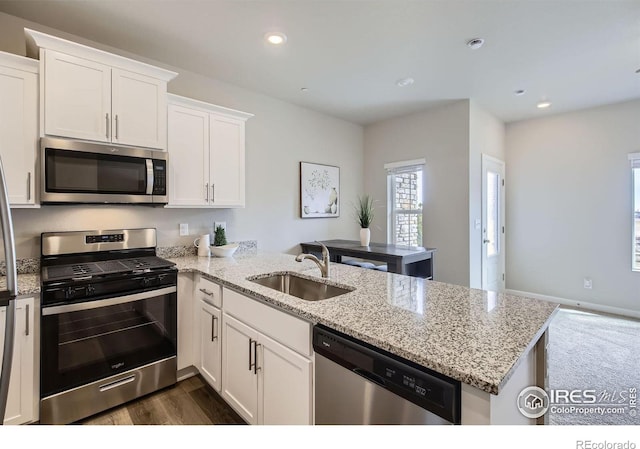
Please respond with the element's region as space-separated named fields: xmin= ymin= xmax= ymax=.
xmin=223 ymin=287 xmax=312 ymax=357
xmin=195 ymin=275 xmax=222 ymax=308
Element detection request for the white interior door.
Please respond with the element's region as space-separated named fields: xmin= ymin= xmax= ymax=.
xmin=481 ymin=154 xmax=505 ymax=292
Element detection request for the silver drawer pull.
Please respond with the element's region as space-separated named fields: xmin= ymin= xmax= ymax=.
xmin=25 ymin=304 xmax=29 ymax=336
xmin=99 ymin=375 xmax=136 ymax=392
xmin=199 ymin=288 xmax=213 ymax=297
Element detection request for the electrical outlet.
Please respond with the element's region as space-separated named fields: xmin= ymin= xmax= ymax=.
xmin=179 ymin=223 xmax=189 ymax=236
xmin=583 ymin=277 xmax=592 ymax=289
xmin=214 ymin=221 xmax=226 ymax=232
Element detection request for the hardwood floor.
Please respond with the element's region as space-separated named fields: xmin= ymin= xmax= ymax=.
xmin=80 ymin=375 xmax=246 ymax=425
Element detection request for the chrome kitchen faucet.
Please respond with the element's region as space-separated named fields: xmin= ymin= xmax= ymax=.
xmin=295 ymin=241 xmax=330 ymax=278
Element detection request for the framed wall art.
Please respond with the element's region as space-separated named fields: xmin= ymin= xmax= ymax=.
xmin=300 ymin=162 xmax=340 ymax=218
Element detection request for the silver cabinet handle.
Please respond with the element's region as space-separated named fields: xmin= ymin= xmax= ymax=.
xmin=205 ymin=183 xmax=209 ymax=202
xmin=253 ymin=340 xmax=261 ymax=374
xmin=27 ymin=172 xmax=31 ymax=201
xmin=106 ymin=113 xmax=110 ymax=139
xmin=211 ymin=315 xmax=218 ymax=341
xmin=248 ymin=338 xmax=253 ymax=371
xmin=25 ymin=304 xmax=29 ymax=336
xmin=211 ymin=184 xmax=215 ymax=203
xmin=115 ymin=114 xmax=119 ymax=140
xmin=199 ymin=288 xmax=213 ymax=297
xmin=483 ymin=239 xmax=490 ymax=244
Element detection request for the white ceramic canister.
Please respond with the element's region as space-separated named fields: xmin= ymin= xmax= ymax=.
xmin=194 ymin=234 xmax=211 ymax=257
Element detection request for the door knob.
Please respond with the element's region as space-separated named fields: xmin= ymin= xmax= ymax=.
xmin=483 ymin=239 xmax=490 ymax=244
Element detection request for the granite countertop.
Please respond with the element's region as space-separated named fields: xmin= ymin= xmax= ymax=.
xmin=168 ymin=252 xmax=559 ymax=395
xmin=0 ymin=273 xmax=41 ymax=296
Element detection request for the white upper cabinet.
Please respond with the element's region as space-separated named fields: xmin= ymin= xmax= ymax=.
xmin=111 ymin=68 xmax=167 ymax=148
xmin=43 ymin=51 xmax=111 ymax=143
xmin=26 ymin=28 xmax=177 ymax=150
xmin=0 ymin=52 xmax=38 ymax=207
xmin=167 ymin=94 xmax=252 ymax=208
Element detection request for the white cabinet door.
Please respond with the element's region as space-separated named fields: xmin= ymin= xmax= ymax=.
xmin=43 ymin=50 xmax=111 ymax=142
xmin=199 ymin=300 xmax=222 ymax=392
xmin=209 ymin=114 xmax=245 ymax=207
xmin=222 ymin=313 xmax=258 ymax=424
xmin=258 ymin=333 xmax=312 ymax=425
xmin=112 ymin=68 xmax=167 ymax=149
xmin=0 ymin=297 xmax=36 ymax=425
xmin=167 ymin=104 xmax=210 ymax=206
xmin=176 ymin=273 xmax=194 ymax=371
xmin=0 ymin=58 xmax=37 ymax=205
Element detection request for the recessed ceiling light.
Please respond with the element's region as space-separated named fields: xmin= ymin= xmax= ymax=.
xmin=396 ymin=77 xmax=414 ymax=87
xmin=300 ymin=87 xmax=309 ymax=92
xmin=537 ymin=100 xmax=552 ymax=109
xmin=265 ymin=32 xmax=287 ymax=45
xmin=467 ymin=38 xmax=485 ymax=50
xmin=636 ymin=68 xmax=640 ymax=73
xmin=514 ymin=89 xmax=526 ymax=96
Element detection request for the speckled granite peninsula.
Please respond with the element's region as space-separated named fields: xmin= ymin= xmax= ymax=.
xmin=167 ymin=251 xmax=559 ymax=399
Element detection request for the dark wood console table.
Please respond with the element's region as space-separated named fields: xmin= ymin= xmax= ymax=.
xmin=299 ymin=239 xmax=436 ymax=279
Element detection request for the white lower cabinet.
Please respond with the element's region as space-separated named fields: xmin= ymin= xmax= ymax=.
xmin=177 ymin=276 xmax=313 ymax=425
xmin=177 ymin=273 xmax=194 ymax=371
xmin=221 ymin=287 xmax=313 ymax=425
xmin=258 ymin=332 xmax=312 ymax=425
xmin=221 ymin=313 xmax=258 ymax=424
xmin=199 ymin=300 xmax=222 ymax=392
xmin=0 ymin=296 xmax=36 ymax=425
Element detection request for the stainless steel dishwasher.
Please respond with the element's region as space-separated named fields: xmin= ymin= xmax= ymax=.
xmin=313 ymin=325 xmax=461 ymax=425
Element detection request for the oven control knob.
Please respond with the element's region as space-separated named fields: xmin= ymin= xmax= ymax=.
xmin=65 ymin=287 xmax=75 ymax=299
xmin=86 ymin=285 xmax=95 ymax=295
xmin=141 ymin=277 xmax=152 ymax=287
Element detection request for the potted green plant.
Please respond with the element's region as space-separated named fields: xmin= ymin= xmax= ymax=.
xmin=211 ymin=225 xmax=238 ymax=257
xmin=355 ymin=195 xmax=374 ymax=246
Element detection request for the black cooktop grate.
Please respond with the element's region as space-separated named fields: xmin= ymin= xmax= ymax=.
xmin=43 ymin=256 xmax=175 ymax=282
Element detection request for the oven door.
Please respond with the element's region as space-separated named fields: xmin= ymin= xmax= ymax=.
xmin=40 ymin=286 xmax=177 ymax=398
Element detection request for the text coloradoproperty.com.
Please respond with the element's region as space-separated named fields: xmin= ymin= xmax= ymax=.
xmin=553 ymin=405 xmax=628 ymax=415
xmin=576 ymin=441 xmax=636 ymax=449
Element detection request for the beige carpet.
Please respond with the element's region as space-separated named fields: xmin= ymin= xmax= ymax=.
xmin=547 ymin=307 xmax=640 ymax=425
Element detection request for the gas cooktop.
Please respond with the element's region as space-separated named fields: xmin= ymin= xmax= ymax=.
xmin=42 ymin=256 xmax=176 ymax=283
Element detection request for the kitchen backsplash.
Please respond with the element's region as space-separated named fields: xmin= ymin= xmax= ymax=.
xmin=1 ymin=240 xmax=258 ymax=275
xmin=156 ymin=240 xmax=258 ymax=258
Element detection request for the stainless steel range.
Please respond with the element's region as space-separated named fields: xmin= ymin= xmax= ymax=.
xmin=39 ymin=228 xmax=177 ymax=424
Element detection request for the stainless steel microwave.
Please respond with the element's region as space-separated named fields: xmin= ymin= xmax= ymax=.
xmin=40 ymin=137 xmax=168 ymax=205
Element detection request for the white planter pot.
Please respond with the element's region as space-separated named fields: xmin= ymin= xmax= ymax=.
xmin=359 ymin=228 xmax=370 ymax=246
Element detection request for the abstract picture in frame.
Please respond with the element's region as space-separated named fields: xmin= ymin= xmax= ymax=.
xmin=300 ymin=162 xmax=340 ymax=218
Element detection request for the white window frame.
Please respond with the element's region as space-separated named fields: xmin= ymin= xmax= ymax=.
xmin=384 ymin=159 xmax=425 ymax=247
xmin=629 ymin=153 xmax=640 ymax=271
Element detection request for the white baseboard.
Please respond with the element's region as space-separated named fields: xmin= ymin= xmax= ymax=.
xmin=505 ymin=289 xmax=640 ymax=320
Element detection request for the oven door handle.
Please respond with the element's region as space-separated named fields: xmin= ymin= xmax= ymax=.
xmin=42 ymin=286 xmax=177 ymax=316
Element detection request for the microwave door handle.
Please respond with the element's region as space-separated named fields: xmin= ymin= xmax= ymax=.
xmin=145 ymin=159 xmax=154 ymax=195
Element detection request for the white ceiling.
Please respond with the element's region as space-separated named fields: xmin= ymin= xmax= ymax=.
xmin=0 ymin=0 xmax=639 ymax=125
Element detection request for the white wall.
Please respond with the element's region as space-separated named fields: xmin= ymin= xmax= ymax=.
xmin=506 ymin=99 xmax=640 ymax=313
xmin=0 ymin=12 xmax=364 ymax=258
xmin=363 ymin=101 xmax=471 ymax=286
xmin=469 ymin=101 xmax=506 ymax=288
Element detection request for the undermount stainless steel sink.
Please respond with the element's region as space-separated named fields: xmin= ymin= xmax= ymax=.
xmin=248 ymin=272 xmax=353 ymax=301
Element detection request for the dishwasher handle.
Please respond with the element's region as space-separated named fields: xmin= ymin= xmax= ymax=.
xmin=352 ymin=368 xmax=386 ymax=387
